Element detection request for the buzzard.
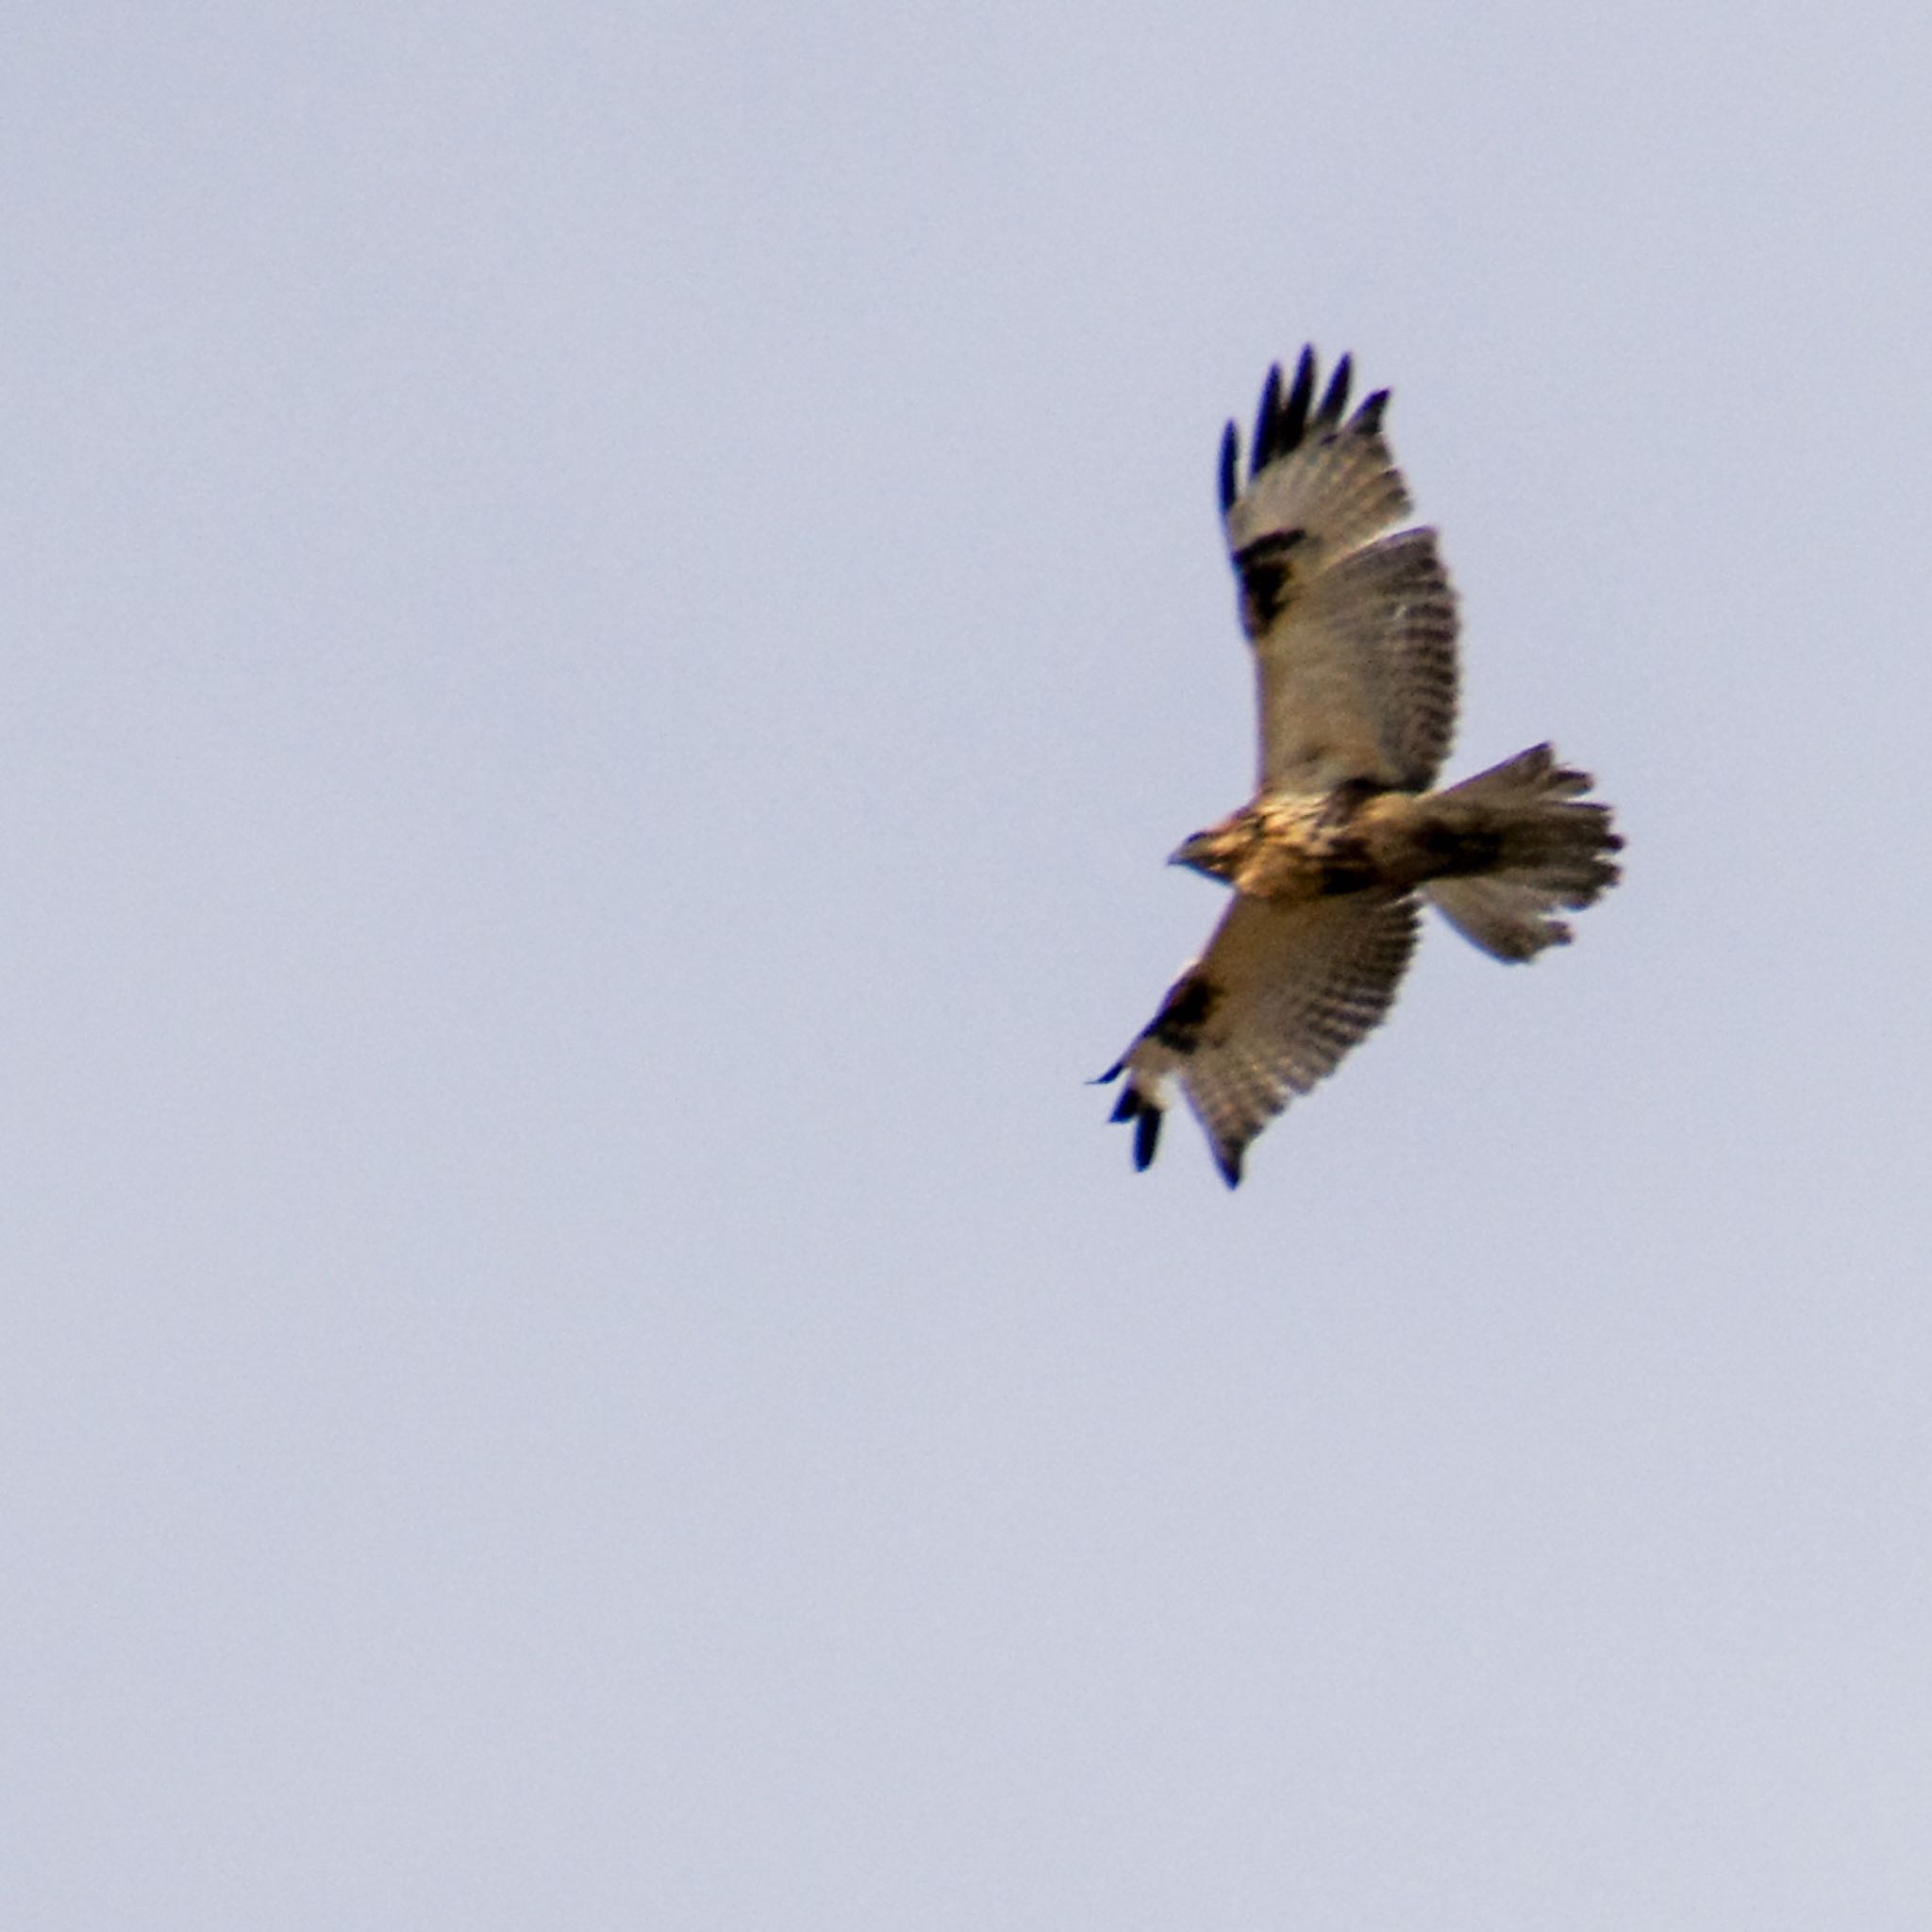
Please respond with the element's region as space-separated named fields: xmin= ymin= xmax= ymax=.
xmin=1100 ymin=348 xmax=1621 ymax=1187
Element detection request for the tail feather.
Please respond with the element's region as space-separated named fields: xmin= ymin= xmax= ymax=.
xmin=1423 ymin=743 xmax=1622 ymax=961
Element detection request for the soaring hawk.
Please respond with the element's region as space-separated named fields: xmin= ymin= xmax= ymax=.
xmin=1100 ymin=348 xmax=1621 ymax=1187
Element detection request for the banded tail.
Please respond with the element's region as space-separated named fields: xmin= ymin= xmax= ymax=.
xmin=1423 ymin=743 xmax=1622 ymax=961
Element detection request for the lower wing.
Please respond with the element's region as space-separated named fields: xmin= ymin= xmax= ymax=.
xmin=1101 ymin=890 xmax=1419 ymax=1186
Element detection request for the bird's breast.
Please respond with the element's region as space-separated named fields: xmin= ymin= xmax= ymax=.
xmin=1230 ymin=795 xmax=1378 ymax=902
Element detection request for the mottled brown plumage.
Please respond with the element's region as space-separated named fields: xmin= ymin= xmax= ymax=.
xmin=1100 ymin=348 xmax=1622 ymax=1187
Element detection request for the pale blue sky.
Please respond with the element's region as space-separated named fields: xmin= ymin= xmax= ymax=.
xmin=8 ymin=3 xmax=1932 ymax=1926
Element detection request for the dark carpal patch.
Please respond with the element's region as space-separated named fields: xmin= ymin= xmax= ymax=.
xmin=1234 ymin=528 xmax=1306 ymax=632
xmin=1147 ymin=974 xmax=1219 ymax=1055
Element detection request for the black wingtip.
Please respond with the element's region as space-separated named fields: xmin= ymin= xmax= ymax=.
xmin=1107 ymin=1078 xmax=1163 ymax=1171
xmin=1217 ymin=420 xmax=1239 ymax=516
xmin=1316 ymin=352 xmax=1353 ymax=428
xmin=1278 ymin=346 xmax=1316 ymax=455
xmin=1238 ymin=348 xmax=1375 ymax=488
xmin=1213 ymin=1141 xmax=1244 ymax=1189
xmin=1133 ymin=1105 xmax=1161 ymax=1172
xmin=1091 ymin=1059 xmax=1126 ymax=1087
xmin=1250 ymin=363 xmax=1282 ymax=475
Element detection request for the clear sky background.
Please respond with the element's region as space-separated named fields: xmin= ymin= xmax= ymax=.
xmin=8 ymin=3 xmax=1932 ymax=1926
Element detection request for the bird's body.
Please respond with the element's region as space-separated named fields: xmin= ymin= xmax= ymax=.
xmin=1101 ymin=349 xmax=1622 ymax=1187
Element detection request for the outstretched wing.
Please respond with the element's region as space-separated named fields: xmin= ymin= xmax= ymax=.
xmin=1101 ymin=891 xmax=1419 ymax=1187
xmin=1222 ymin=348 xmax=1459 ymax=794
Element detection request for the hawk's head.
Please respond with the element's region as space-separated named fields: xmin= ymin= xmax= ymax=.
xmin=1169 ymin=813 xmax=1257 ymax=883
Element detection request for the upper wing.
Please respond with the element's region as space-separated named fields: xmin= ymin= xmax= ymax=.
xmin=1222 ymin=349 xmax=1459 ymax=794
xmin=1102 ymin=890 xmax=1419 ymax=1187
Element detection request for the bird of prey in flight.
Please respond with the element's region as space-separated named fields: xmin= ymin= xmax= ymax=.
xmin=1100 ymin=348 xmax=1621 ymax=1187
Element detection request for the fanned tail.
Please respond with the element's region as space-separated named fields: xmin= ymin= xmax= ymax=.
xmin=1423 ymin=743 xmax=1622 ymax=961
